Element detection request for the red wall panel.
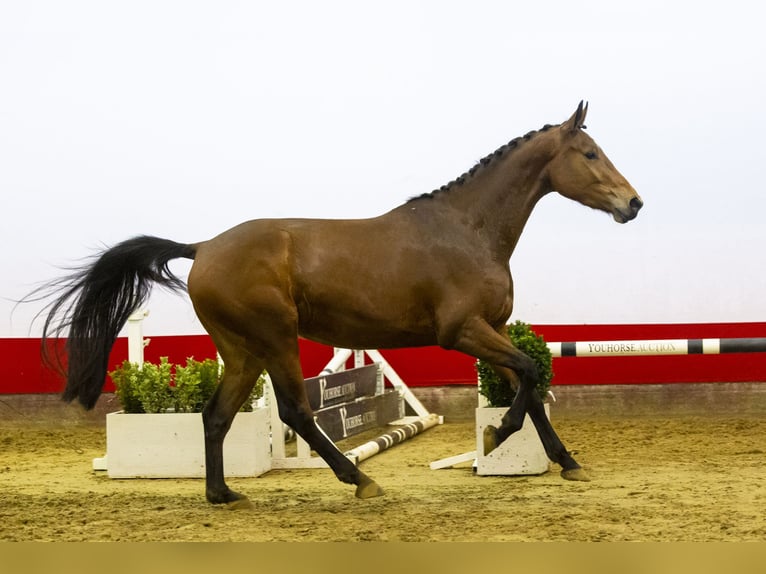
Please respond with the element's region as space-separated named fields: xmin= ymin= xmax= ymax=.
xmin=3 ymin=322 xmax=765 ymax=394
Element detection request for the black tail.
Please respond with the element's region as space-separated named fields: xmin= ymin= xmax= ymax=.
xmin=36 ymin=236 xmax=197 ymax=410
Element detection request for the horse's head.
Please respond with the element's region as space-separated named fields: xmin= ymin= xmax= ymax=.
xmin=547 ymin=101 xmax=643 ymax=223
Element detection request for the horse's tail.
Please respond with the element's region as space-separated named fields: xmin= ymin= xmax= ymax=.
xmin=38 ymin=236 xmax=198 ymax=410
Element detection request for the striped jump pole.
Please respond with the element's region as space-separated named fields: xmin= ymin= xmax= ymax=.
xmin=547 ymin=337 xmax=766 ymax=358
xmin=343 ymin=413 xmax=441 ymax=465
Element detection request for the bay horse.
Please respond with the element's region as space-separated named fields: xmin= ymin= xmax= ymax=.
xmin=36 ymin=101 xmax=642 ymax=508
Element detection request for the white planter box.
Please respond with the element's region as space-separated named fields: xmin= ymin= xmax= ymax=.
xmin=475 ymin=404 xmax=551 ymax=476
xmin=98 ymin=408 xmax=271 ymax=478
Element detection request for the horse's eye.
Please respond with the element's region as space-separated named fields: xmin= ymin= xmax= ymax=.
xmin=584 ymin=151 xmax=598 ymax=160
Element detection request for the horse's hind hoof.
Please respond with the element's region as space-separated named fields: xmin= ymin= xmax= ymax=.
xmin=355 ymin=478 xmax=384 ymax=499
xmin=226 ymin=497 xmax=255 ymax=510
xmin=483 ymin=425 xmax=499 ymax=455
xmin=561 ymin=467 xmax=591 ymax=482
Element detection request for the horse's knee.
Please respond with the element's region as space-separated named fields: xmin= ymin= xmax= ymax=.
xmin=516 ymin=356 xmax=540 ymax=390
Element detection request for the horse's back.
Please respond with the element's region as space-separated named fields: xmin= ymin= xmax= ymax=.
xmin=187 ymin=211 xmax=511 ymax=349
xmin=187 ymin=216 xmax=382 ymax=305
xmin=187 ymin=215 xmax=432 ymax=345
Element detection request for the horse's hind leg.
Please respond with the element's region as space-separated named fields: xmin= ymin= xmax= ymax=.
xmin=266 ymin=350 xmax=384 ymax=499
xmin=201 ymin=349 xmax=263 ymax=508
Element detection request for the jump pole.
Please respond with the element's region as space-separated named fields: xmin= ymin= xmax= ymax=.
xmin=547 ymin=337 xmax=766 ymax=357
xmin=343 ymin=413 xmax=441 ymax=465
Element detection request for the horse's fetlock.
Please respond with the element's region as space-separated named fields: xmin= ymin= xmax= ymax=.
xmin=336 ymin=470 xmax=360 ymax=485
xmin=207 ymin=486 xmax=246 ymax=505
xmin=499 ymin=410 xmax=525 ymax=438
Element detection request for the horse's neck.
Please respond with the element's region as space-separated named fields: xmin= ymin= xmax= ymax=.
xmin=439 ymin=135 xmax=555 ymax=260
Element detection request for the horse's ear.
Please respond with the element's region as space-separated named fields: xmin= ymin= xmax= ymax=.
xmin=563 ymin=100 xmax=588 ymax=132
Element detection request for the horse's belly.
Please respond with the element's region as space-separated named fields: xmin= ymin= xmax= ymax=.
xmin=297 ymin=305 xmax=436 ymax=350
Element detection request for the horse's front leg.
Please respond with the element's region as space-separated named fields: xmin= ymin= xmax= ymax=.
xmin=451 ymin=318 xmax=589 ymax=481
xmin=488 ymin=362 xmax=589 ymax=481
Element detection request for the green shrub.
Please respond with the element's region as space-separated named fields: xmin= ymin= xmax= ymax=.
xmin=109 ymin=357 xmax=265 ymax=414
xmin=136 ymin=358 xmax=174 ymax=413
xmin=110 ymin=360 xmax=144 ymax=414
xmin=476 ymin=321 xmax=553 ymax=407
xmin=173 ymin=358 xmax=206 ymax=413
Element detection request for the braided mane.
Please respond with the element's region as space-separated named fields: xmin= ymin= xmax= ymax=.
xmin=407 ymin=123 xmax=557 ymax=203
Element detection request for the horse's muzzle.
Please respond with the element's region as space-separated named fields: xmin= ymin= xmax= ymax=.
xmin=614 ymin=196 xmax=643 ymax=223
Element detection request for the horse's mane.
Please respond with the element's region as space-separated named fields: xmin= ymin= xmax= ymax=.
xmin=407 ymin=123 xmax=558 ymax=203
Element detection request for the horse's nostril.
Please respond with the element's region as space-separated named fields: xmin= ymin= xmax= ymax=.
xmin=630 ymin=197 xmax=644 ymax=211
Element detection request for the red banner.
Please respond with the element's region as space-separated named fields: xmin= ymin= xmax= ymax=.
xmin=3 ymin=322 xmax=766 ymax=394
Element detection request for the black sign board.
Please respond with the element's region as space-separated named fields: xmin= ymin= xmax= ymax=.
xmin=304 ymin=364 xmax=379 ymax=411
xmin=314 ymin=390 xmax=402 ymax=442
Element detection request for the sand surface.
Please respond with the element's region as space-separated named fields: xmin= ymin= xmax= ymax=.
xmin=1 ymin=393 xmax=764 ymax=541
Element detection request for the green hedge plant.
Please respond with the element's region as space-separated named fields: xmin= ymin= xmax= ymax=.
xmin=476 ymin=321 xmax=553 ymax=407
xmin=109 ymin=357 xmax=264 ymax=414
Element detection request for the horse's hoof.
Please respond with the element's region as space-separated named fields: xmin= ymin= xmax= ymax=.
xmin=483 ymin=425 xmax=499 ymax=455
xmin=561 ymin=467 xmax=591 ymax=482
xmin=355 ymin=478 xmax=384 ymax=499
xmin=226 ymin=496 xmax=255 ymax=510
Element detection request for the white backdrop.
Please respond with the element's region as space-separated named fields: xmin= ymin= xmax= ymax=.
xmin=2 ymin=1 xmax=765 ymax=337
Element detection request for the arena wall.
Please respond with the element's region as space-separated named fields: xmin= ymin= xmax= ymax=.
xmin=2 ymin=322 xmax=765 ymax=394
